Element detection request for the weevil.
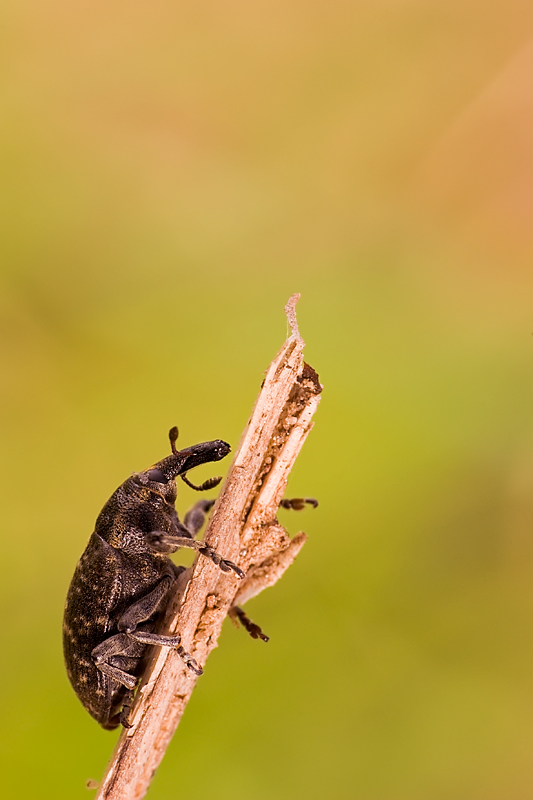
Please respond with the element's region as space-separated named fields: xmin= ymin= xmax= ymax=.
xmin=63 ymin=427 xmax=247 ymax=730
xmin=63 ymin=427 xmax=317 ymax=729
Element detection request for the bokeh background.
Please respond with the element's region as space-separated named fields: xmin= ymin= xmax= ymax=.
xmin=3 ymin=2 xmax=533 ymax=798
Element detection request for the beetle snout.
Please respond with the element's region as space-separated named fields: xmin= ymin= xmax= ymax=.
xmin=213 ymin=440 xmax=231 ymax=460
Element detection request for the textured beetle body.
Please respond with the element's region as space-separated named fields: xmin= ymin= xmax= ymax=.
xmin=63 ymin=436 xmax=238 ymax=729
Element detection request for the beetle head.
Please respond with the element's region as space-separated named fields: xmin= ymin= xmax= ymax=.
xmin=135 ymin=428 xmax=230 ymax=494
xmin=153 ymin=439 xmax=231 ymax=482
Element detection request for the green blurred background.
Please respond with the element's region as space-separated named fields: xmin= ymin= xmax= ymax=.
xmin=2 ymin=2 xmax=533 ymax=798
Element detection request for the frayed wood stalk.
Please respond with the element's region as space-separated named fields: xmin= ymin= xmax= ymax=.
xmin=94 ymin=294 xmax=322 ymax=800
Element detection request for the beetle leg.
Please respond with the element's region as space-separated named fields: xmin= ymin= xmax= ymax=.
xmin=114 ymin=576 xmax=203 ymax=675
xmin=147 ymin=533 xmax=245 ymax=578
xmin=126 ymin=631 xmax=202 ymax=675
xmin=92 ymin=633 xmax=140 ymax=690
xmin=127 ymin=630 xmax=181 ymax=647
xmin=145 ymin=518 xmax=193 ymax=554
xmin=228 ymin=606 xmax=269 ymax=642
xmin=279 ymin=497 xmax=318 ymax=510
xmin=120 ymin=688 xmax=135 ymax=728
xmin=127 ymin=630 xmax=202 ymax=675
xmin=184 ymin=499 xmax=215 ymax=537
xmin=91 ymin=576 xmax=203 ymax=693
xmin=117 ymin=575 xmax=174 ymax=633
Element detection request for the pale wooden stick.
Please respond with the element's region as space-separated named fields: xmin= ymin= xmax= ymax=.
xmin=94 ymin=294 xmax=322 ymax=800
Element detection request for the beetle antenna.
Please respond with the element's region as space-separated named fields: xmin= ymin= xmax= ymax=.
xmin=181 ymin=473 xmax=222 ymax=492
xmin=169 ymin=426 xmax=179 ymax=454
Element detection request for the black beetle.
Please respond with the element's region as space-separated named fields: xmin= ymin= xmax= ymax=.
xmin=63 ymin=427 xmax=244 ymax=730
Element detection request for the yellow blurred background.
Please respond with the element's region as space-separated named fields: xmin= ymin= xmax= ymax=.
xmin=3 ymin=2 xmax=533 ymax=798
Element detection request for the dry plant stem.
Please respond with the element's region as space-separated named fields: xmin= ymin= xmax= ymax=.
xmin=95 ymin=294 xmax=322 ymax=800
